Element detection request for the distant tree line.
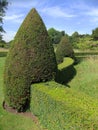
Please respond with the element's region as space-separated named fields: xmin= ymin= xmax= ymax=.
xmin=48 ymin=27 xmax=98 ymax=50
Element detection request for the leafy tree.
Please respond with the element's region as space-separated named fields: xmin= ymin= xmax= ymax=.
xmin=72 ymin=31 xmax=79 ymax=37
xmin=70 ymin=31 xmax=79 ymax=48
xmin=4 ymin=8 xmax=57 ymax=111
xmin=0 ymin=39 xmax=6 ymax=47
xmin=56 ymin=36 xmax=75 ymax=64
xmin=92 ymin=27 xmax=98 ymax=40
xmin=0 ymin=0 xmax=8 ymax=41
xmin=48 ymin=28 xmax=65 ymax=44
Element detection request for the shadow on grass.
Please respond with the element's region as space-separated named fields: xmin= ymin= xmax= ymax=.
xmin=55 ymin=64 xmax=77 ymax=86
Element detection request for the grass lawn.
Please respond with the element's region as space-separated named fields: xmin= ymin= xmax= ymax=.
xmin=0 ymin=57 xmax=44 ymax=130
xmin=69 ymin=56 xmax=98 ymax=99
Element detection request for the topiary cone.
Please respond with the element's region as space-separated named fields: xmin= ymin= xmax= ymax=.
xmin=4 ymin=8 xmax=57 ymax=111
xmin=56 ymin=36 xmax=75 ymax=64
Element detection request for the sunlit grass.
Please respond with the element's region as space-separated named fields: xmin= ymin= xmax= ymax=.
xmin=69 ymin=56 xmax=98 ymax=99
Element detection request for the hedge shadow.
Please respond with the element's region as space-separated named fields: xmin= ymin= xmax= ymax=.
xmin=55 ymin=64 xmax=77 ymax=86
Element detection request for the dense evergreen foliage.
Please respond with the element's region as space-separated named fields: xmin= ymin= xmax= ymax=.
xmin=0 ymin=0 xmax=8 ymax=41
xmin=4 ymin=8 xmax=57 ymax=111
xmin=56 ymin=36 xmax=75 ymax=64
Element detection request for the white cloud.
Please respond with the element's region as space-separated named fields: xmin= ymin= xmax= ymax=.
xmin=4 ymin=14 xmax=24 ymax=20
xmin=4 ymin=14 xmax=24 ymax=23
xmin=41 ymin=6 xmax=76 ymax=18
xmin=86 ymin=8 xmax=98 ymax=17
xmin=3 ymin=31 xmax=16 ymax=42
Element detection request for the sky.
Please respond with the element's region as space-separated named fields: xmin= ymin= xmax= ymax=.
xmin=2 ymin=0 xmax=98 ymax=42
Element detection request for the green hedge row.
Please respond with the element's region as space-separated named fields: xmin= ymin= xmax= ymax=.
xmin=55 ymin=57 xmax=76 ymax=85
xmin=0 ymin=52 xmax=8 ymax=57
xmin=30 ymin=81 xmax=98 ymax=130
xmin=75 ymin=52 xmax=98 ymax=56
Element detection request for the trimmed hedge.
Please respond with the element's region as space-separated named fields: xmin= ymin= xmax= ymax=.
xmin=56 ymin=36 xmax=75 ymax=64
xmin=15 ymin=8 xmax=57 ymax=83
xmin=4 ymin=8 xmax=57 ymax=111
xmin=55 ymin=58 xmax=76 ymax=84
xmin=0 ymin=52 xmax=8 ymax=57
xmin=75 ymin=51 xmax=98 ymax=56
xmin=30 ymin=81 xmax=98 ymax=130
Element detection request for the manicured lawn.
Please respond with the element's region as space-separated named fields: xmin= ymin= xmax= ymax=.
xmin=69 ymin=57 xmax=98 ymax=99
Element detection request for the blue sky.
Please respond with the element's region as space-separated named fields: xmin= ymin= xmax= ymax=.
xmin=3 ymin=0 xmax=98 ymax=41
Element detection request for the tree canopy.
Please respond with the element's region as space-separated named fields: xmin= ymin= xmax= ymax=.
xmin=48 ymin=28 xmax=65 ymax=44
xmin=0 ymin=0 xmax=8 ymax=41
xmin=92 ymin=28 xmax=98 ymax=40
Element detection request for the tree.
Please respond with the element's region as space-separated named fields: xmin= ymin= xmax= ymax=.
xmin=48 ymin=28 xmax=65 ymax=44
xmin=0 ymin=39 xmax=6 ymax=47
xmin=70 ymin=31 xmax=79 ymax=48
xmin=56 ymin=36 xmax=75 ymax=64
xmin=92 ymin=27 xmax=98 ymax=40
xmin=4 ymin=8 xmax=57 ymax=111
xmin=0 ymin=0 xmax=8 ymax=41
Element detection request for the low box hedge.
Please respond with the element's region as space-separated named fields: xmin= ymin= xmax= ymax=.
xmin=0 ymin=52 xmax=8 ymax=57
xmin=30 ymin=81 xmax=98 ymax=130
xmin=75 ymin=52 xmax=98 ymax=56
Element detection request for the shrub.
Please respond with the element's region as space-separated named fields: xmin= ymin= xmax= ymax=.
xmin=4 ymin=8 xmax=57 ymax=111
xmin=56 ymin=36 xmax=75 ymax=64
xmin=92 ymin=27 xmax=98 ymax=40
xmin=55 ymin=58 xmax=76 ymax=85
xmin=30 ymin=81 xmax=98 ymax=130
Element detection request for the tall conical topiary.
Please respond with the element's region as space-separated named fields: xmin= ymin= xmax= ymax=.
xmin=4 ymin=8 xmax=57 ymax=111
xmin=56 ymin=36 xmax=75 ymax=64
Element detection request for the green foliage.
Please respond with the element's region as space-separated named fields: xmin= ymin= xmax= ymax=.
xmin=0 ymin=51 xmax=7 ymax=57
xmin=75 ymin=51 xmax=98 ymax=57
xmin=48 ymin=28 xmax=65 ymax=44
xmin=69 ymin=32 xmax=97 ymax=50
xmin=30 ymin=57 xmax=98 ymax=130
xmin=69 ymin=31 xmax=79 ymax=48
xmin=4 ymin=8 xmax=57 ymax=111
xmin=0 ymin=40 xmax=7 ymax=48
xmin=14 ymin=8 xmax=57 ymax=83
xmin=30 ymin=81 xmax=98 ymax=130
xmin=0 ymin=58 xmax=44 ymax=130
xmin=56 ymin=36 xmax=75 ymax=64
xmin=0 ymin=0 xmax=8 ymax=40
xmin=56 ymin=58 xmax=76 ymax=84
xmin=92 ymin=27 xmax=98 ymax=40
xmin=70 ymin=33 xmax=98 ymax=50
